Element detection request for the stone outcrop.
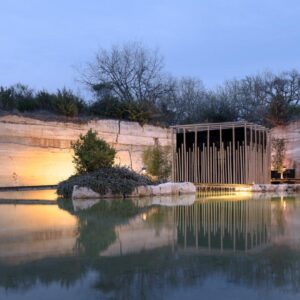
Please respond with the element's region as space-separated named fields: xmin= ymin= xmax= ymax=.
xmin=72 ymin=182 xmax=196 ymax=200
xmin=0 ymin=115 xmax=171 ymax=186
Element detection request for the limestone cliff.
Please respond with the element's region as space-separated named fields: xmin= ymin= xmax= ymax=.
xmin=271 ymin=121 xmax=300 ymax=177
xmin=0 ymin=115 xmax=299 ymax=187
xmin=0 ymin=115 xmax=171 ymax=186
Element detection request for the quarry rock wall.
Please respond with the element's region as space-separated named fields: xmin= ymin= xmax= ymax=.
xmin=0 ymin=115 xmax=299 ymax=187
xmin=271 ymin=121 xmax=300 ymax=178
xmin=0 ymin=115 xmax=171 ymax=186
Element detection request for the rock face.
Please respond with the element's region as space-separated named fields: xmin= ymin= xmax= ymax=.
xmin=1 ymin=114 xmax=298 ymax=187
xmin=72 ymin=182 xmax=196 ymax=200
xmin=0 ymin=115 xmax=171 ymax=186
xmin=271 ymin=121 xmax=300 ymax=177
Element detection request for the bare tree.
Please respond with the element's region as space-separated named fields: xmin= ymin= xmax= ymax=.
xmin=81 ymin=42 xmax=172 ymax=104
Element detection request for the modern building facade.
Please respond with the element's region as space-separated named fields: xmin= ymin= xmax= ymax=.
xmin=171 ymin=122 xmax=271 ymax=184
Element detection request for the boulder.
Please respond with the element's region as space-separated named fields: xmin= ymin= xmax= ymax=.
xmin=178 ymin=182 xmax=196 ymax=194
xmin=149 ymin=185 xmax=161 ymax=196
xmin=72 ymin=186 xmax=101 ymax=199
xmin=72 ymin=182 xmax=196 ymax=200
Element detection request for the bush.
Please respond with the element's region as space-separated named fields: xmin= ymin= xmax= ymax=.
xmin=55 ymin=88 xmax=83 ymax=117
xmin=72 ymin=129 xmax=116 ymax=174
xmin=142 ymin=144 xmax=172 ymax=180
xmin=272 ymin=138 xmax=286 ymax=178
xmin=57 ymin=166 xmax=154 ymax=198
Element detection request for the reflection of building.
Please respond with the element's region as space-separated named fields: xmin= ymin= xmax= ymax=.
xmin=100 ymin=197 xmax=273 ymax=257
xmin=174 ymin=198 xmax=271 ymax=253
xmin=100 ymin=208 xmax=176 ymax=257
xmin=171 ymin=122 xmax=270 ymax=184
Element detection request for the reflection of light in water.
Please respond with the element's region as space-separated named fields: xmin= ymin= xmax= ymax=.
xmin=0 ymin=205 xmax=77 ymax=264
xmin=142 ymin=213 xmax=147 ymax=221
xmin=0 ymin=189 xmax=57 ymax=201
xmin=271 ymin=198 xmax=300 ymax=249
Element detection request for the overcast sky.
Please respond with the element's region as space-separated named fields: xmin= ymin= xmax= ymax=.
xmin=1 ymin=0 xmax=300 ymax=93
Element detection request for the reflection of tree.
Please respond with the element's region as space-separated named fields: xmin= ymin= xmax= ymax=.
xmin=0 ymin=257 xmax=87 ymax=290
xmin=1 ymin=245 xmax=300 ymax=298
xmin=60 ymin=199 xmax=140 ymax=256
xmin=1 ymin=198 xmax=300 ymax=299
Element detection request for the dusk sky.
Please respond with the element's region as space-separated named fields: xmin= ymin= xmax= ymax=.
xmin=1 ymin=0 xmax=300 ymax=93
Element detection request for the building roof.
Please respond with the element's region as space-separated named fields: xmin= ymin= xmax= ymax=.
xmin=171 ymin=121 xmax=269 ymax=132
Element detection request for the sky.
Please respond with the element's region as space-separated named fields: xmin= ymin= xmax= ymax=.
xmin=0 ymin=0 xmax=300 ymax=94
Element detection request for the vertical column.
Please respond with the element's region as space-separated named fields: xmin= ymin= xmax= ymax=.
xmin=232 ymin=125 xmax=236 ymax=184
xmin=183 ymin=129 xmax=187 ymax=182
xmin=171 ymin=128 xmax=175 ymax=182
xmin=244 ymin=123 xmax=248 ymax=184
xmin=249 ymin=125 xmax=253 ymax=183
xmin=220 ymin=125 xmax=222 ymax=183
xmin=207 ymin=126 xmax=210 ymax=183
xmin=194 ymin=127 xmax=198 ymax=183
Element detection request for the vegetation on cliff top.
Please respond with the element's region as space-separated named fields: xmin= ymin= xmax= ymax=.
xmin=1 ymin=42 xmax=299 ymax=126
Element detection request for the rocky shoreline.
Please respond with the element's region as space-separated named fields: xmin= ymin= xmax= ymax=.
xmin=72 ymin=182 xmax=196 ymax=200
xmin=236 ymin=184 xmax=300 ymax=193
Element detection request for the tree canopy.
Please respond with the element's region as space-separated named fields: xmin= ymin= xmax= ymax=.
xmin=1 ymin=42 xmax=299 ymax=127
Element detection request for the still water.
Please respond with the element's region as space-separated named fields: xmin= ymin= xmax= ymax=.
xmin=0 ymin=191 xmax=300 ymax=300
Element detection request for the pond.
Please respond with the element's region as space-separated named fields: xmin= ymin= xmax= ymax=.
xmin=0 ymin=191 xmax=300 ymax=300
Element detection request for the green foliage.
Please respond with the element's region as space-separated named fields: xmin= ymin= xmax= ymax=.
xmin=272 ymin=138 xmax=286 ymax=176
xmin=90 ymin=97 xmax=157 ymax=125
xmin=266 ymin=95 xmax=289 ymax=126
xmin=90 ymin=96 xmax=124 ymax=119
xmin=142 ymin=145 xmax=172 ymax=180
xmin=71 ymin=129 xmax=116 ymax=174
xmin=57 ymin=166 xmax=154 ymax=198
xmin=55 ymin=89 xmax=78 ymax=117
xmin=0 ymin=85 xmax=87 ymax=117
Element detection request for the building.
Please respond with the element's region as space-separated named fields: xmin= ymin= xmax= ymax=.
xmin=171 ymin=122 xmax=271 ymax=184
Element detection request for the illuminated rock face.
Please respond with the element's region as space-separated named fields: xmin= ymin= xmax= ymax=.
xmin=0 ymin=115 xmax=171 ymax=186
xmin=271 ymin=121 xmax=300 ymax=177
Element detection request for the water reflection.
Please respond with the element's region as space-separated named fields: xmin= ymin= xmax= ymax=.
xmin=0 ymin=193 xmax=300 ymax=300
xmin=175 ymin=198 xmax=271 ymax=253
xmin=0 ymin=189 xmax=57 ymax=201
xmin=0 ymin=204 xmax=77 ymax=264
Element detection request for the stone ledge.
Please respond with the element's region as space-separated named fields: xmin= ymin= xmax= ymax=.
xmin=72 ymin=182 xmax=196 ymax=200
xmin=236 ymin=184 xmax=300 ymax=193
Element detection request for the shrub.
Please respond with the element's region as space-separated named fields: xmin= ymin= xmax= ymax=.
xmin=142 ymin=144 xmax=172 ymax=180
xmin=57 ymin=166 xmax=154 ymax=198
xmin=90 ymin=96 xmax=124 ymax=119
xmin=72 ymin=129 xmax=116 ymax=174
xmin=272 ymin=138 xmax=286 ymax=179
xmin=55 ymin=88 xmax=80 ymax=117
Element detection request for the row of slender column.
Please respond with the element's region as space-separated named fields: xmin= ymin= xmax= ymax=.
xmin=172 ymin=124 xmax=271 ymax=184
xmin=173 ymin=198 xmax=271 ymax=252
